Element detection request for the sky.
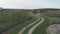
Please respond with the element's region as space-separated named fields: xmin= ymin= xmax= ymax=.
xmin=0 ymin=0 xmax=60 ymax=9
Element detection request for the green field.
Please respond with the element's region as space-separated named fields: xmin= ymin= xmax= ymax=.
xmin=40 ymin=9 xmax=60 ymax=17
xmin=0 ymin=10 xmax=36 ymax=33
xmin=32 ymin=17 xmax=49 ymax=34
xmin=1 ymin=9 xmax=60 ymax=34
xmin=31 ymin=9 xmax=60 ymax=34
xmin=22 ymin=18 xmax=41 ymax=34
xmin=10 ymin=19 xmax=35 ymax=34
xmin=10 ymin=13 xmax=40 ymax=34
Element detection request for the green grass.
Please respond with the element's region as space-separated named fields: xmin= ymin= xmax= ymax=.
xmin=0 ymin=11 xmax=34 ymax=32
xmin=9 ymin=11 xmax=39 ymax=34
xmin=32 ymin=17 xmax=50 ymax=34
xmin=40 ymin=10 xmax=60 ymax=17
xmin=22 ymin=19 xmax=41 ymax=34
xmin=22 ymin=26 xmax=31 ymax=34
xmin=10 ymin=18 xmax=37 ymax=34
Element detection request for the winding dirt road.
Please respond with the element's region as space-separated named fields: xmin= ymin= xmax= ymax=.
xmin=18 ymin=18 xmax=40 ymax=34
xmin=27 ymin=17 xmax=44 ymax=34
xmin=18 ymin=13 xmax=41 ymax=34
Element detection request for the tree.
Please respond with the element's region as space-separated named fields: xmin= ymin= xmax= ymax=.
xmin=0 ymin=7 xmax=3 ymax=12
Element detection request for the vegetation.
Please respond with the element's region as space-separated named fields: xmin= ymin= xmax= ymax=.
xmin=22 ymin=18 xmax=41 ymax=34
xmin=10 ymin=12 xmax=40 ymax=34
xmin=32 ymin=17 xmax=50 ymax=34
xmin=40 ymin=9 xmax=60 ymax=24
xmin=1 ymin=8 xmax=60 ymax=34
xmin=0 ymin=9 xmax=36 ymax=33
xmin=32 ymin=9 xmax=60 ymax=34
xmin=10 ymin=19 xmax=35 ymax=34
xmin=40 ymin=9 xmax=60 ymax=17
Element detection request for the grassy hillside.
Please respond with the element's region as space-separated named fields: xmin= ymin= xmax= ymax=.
xmin=1 ymin=8 xmax=60 ymax=34
xmin=40 ymin=9 xmax=60 ymax=17
xmin=32 ymin=17 xmax=49 ymax=34
xmin=0 ymin=9 xmax=35 ymax=33
xmin=32 ymin=9 xmax=60 ymax=34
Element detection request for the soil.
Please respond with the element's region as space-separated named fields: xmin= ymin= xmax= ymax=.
xmin=1 ymin=17 xmax=32 ymax=34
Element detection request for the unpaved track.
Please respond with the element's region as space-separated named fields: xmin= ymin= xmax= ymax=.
xmin=18 ymin=18 xmax=40 ymax=34
xmin=2 ymin=18 xmax=32 ymax=34
xmin=28 ymin=17 xmax=44 ymax=34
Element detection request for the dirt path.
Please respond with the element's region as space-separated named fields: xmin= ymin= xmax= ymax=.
xmin=18 ymin=18 xmax=40 ymax=34
xmin=27 ymin=17 xmax=44 ymax=34
xmin=1 ymin=18 xmax=32 ymax=34
xmin=2 ymin=23 xmax=20 ymax=34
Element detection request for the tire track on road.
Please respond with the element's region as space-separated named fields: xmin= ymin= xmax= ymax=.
xmin=18 ymin=18 xmax=40 ymax=34
xmin=28 ymin=17 xmax=44 ymax=34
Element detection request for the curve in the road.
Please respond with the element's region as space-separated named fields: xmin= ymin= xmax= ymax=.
xmin=18 ymin=18 xmax=40 ymax=34
xmin=28 ymin=17 xmax=44 ymax=34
